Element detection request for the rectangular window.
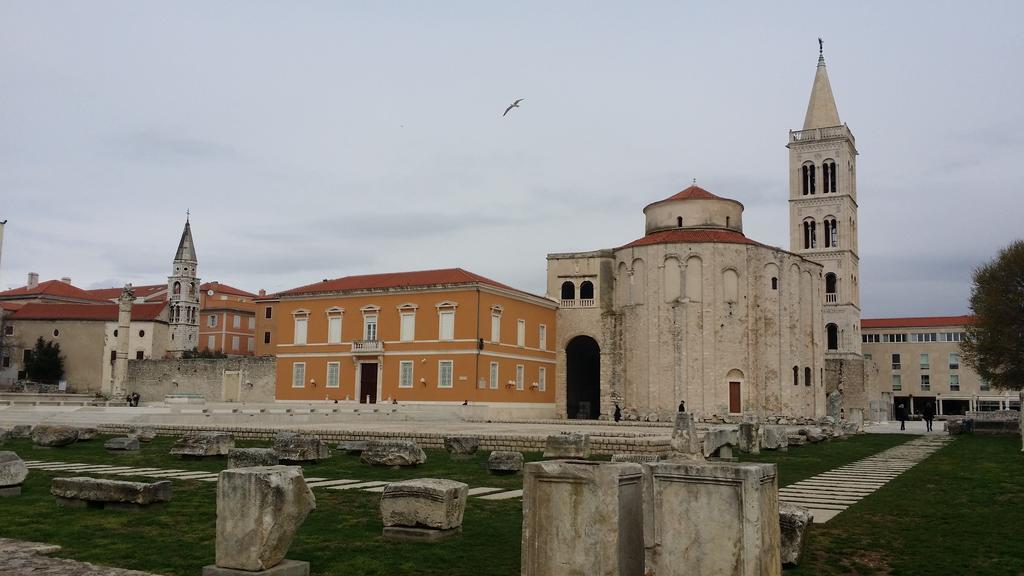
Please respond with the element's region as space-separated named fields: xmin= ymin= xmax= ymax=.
xmin=363 ymin=315 xmax=378 ymax=341
xmin=263 ymin=331 xmax=271 ymax=344
xmin=207 ymin=335 xmax=216 ymax=350
xmin=919 ymin=353 xmax=929 ymax=370
xmin=538 ymin=366 xmax=547 ymax=391
xmin=247 ymin=337 xmax=254 ymax=352
xmin=233 ymin=315 xmax=241 ymax=329
xmin=264 ymin=306 xmax=272 ymax=319
xmin=208 ymin=315 xmax=217 ymax=327
xmin=438 ymin=360 xmax=453 ymax=388
xmin=949 ymin=374 xmax=960 ymax=392
xmin=24 ymin=349 xmax=32 ymax=363
xmin=515 ymin=364 xmax=524 ymax=390
xmin=326 ymin=362 xmax=340 ymax=388
xmin=248 ymin=317 xmax=255 ymax=330
xmin=949 ymin=353 xmax=959 ymax=370
xmin=980 ymin=379 xmax=990 ymax=392
xmin=3 ymin=325 xmax=12 ymax=335
xmin=891 ymin=353 xmax=901 ymax=370
xmin=135 ymin=351 xmax=144 ymax=360
xmin=294 ymin=317 xmax=308 ymax=345
xmin=891 ymin=374 xmax=902 ymax=391
xmin=491 ymin=314 xmax=501 ymax=343
xmin=517 ymin=319 xmax=526 ymax=347
xmin=328 ymin=316 xmax=342 ymax=344
xmin=920 ymin=374 xmax=930 ymax=391
xmin=489 ymin=362 xmax=499 ymax=389
xmin=292 ymin=363 xmax=305 ymax=388
xmin=400 ymin=312 xmax=415 ymax=342
xmin=439 ymin=310 xmax=455 ymax=341
xmin=399 ymin=361 xmax=414 ymax=388
xmin=231 ymin=336 xmax=240 ymax=351
xmin=1 ymin=355 xmax=9 ymax=368
xmin=539 ymin=325 xmax=547 ymax=350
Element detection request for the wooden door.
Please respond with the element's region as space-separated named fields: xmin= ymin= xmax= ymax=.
xmin=729 ymin=381 xmax=741 ymax=414
xmin=359 ymin=363 xmax=378 ymax=404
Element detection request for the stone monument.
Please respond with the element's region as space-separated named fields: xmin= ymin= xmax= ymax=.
xmin=0 ymin=451 xmax=29 ymax=496
xmin=111 ymin=284 xmax=134 ymax=399
xmin=380 ymin=478 xmax=468 ymax=541
xmin=667 ymin=412 xmax=703 ymax=461
xmin=542 ymin=433 xmax=591 ymax=459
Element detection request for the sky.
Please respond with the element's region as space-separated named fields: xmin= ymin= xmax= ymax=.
xmin=2 ymin=1 xmax=1022 ymax=317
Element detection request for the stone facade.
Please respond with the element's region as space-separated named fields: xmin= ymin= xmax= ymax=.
xmin=126 ymin=356 xmax=276 ymax=403
xmin=166 ymin=219 xmax=200 ymax=356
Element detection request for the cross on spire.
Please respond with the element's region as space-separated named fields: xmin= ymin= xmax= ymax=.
xmin=186 ymin=209 xmax=190 ymax=222
xmin=818 ymin=37 xmax=823 ymax=56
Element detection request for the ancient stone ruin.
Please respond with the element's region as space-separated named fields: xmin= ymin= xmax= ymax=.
xmin=0 ymin=451 xmax=29 ymax=497
xmin=380 ymin=478 xmax=468 ymax=541
xmin=104 ymin=437 xmax=140 ymax=452
xmin=272 ymin=432 xmax=330 ymax=463
xmin=170 ymin=432 xmax=234 ymax=458
xmin=486 ymin=451 xmax=524 ymax=475
xmin=779 ymin=502 xmax=814 ymax=567
xmin=443 ymin=436 xmax=480 ymax=459
xmin=31 ymin=425 xmax=79 ymax=448
xmin=51 ymin=477 xmax=172 ymax=510
xmin=227 ymin=448 xmax=279 ymax=469
xmin=542 ymin=433 xmax=591 ymax=459
xmin=360 ymin=440 xmax=426 ymax=467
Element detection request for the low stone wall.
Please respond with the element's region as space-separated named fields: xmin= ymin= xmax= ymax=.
xmin=126 ymin=357 xmax=276 ymax=403
xmin=94 ymin=423 xmax=670 ymax=455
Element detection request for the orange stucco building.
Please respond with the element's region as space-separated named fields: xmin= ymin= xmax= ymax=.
xmin=198 ymin=282 xmax=258 ymax=355
xmin=257 ymin=268 xmax=556 ymax=405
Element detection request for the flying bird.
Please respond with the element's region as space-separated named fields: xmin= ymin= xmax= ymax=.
xmin=502 ymin=98 xmax=524 ymax=117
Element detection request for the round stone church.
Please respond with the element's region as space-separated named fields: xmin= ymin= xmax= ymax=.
xmin=547 ymin=184 xmax=826 ymax=421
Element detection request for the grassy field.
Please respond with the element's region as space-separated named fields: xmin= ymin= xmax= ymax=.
xmin=0 ymin=433 xmax=1021 ymax=575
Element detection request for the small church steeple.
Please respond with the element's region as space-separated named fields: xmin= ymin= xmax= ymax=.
xmin=166 ymin=216 xmax=200 ymax=356
xmin=803 ymin=39 xmax=842 ymax=130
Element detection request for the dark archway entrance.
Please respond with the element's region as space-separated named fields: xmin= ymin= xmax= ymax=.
xmin=566 ymin=335 xmax=600 ymax=419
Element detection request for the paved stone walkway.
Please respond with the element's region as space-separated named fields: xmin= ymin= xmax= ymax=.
xmin=0 ymin=538 xmax=160 ymax=576
xmin=21 ymin=459 xmax=523 ymax=501
xmin=778 ymin=435 xmax=953 ymax=523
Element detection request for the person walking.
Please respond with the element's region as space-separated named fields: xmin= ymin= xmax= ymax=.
xmin=613 ymin=404 xmax=622 ymax=422
xmin=922 ymin=401 xmax=936 ymax=432
xmin=895 ymin=402 xmax=907 ymax=431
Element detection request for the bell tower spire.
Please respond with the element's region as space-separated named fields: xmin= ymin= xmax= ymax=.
xmin=788 ymin=41 xmax=862 ymax=358
xmin=166 ymin=216 xmax=200 ymax=356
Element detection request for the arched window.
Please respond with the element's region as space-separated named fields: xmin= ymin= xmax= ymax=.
xmin=803 ymin=221 xmax=817 ymax=249
xmin=829 ymin=219 xmax=838 ymax=247
xmin=560 ymin=281 xmax=575 ymax=301
xmin=801 ymin=163 xmax=816 ymax=195
xmin=579 ymin=280 xmax=594 ymax=300
xmin=823 ymin=218 xmax=838 ymax=248
xmin=826 ymin=323 xmax=839 ymax=350
xmin=771 ymin=277 xmax=778 ymax=290
xmin=825 ymin=273 xmax=837 ymax=296
xmin=677 ymin=216 xmax=683 ymax=227
xmin=793 ymin=366 xmax=799 ymax=386
xmin=823 ymin=160 xmax=837 ymax=193
xmin=172 ymin=281 xmax=181 ymax=296
xmin=804 ymin=366 xmax=812 ymax=387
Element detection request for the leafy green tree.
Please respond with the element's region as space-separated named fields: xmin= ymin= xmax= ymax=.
xmin=961 ymin=240 xmax=1024 ymax=390
xmin=181 ymin=347 xmax=227 ymax=359
xmin=25 ymin=337 xmax=65 ymax=383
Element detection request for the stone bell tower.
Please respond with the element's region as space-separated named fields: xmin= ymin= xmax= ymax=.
xmin=166 ymin=216 xmax=200 ymax=356
xmin=788 ymin=40 xmax=862 ymax=358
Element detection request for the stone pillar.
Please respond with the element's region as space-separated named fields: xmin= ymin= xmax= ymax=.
xmin=738 ymin=421 xmax=760 ymax=454
xmin=111 ymin=284 xmax=134 ymax=399
xmin=644 ymin=461 xmax=781 ymax=576
xmin=1019 ymin=390 xmax=1023 ymax=453
xmin=522 ymin=460 xmax=644 ymax=576
xmin=668 ymin=412 xmax=703 ymax=460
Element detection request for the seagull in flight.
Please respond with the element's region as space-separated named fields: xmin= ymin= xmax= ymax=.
xmin=502 ymin=98 xmax=524 ymax=117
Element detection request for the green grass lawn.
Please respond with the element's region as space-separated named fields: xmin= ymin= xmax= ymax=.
xmin=1 ymin=433 xmax=1021 ymax=575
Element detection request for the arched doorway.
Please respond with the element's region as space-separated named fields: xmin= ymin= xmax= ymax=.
xmin=566 ymin=335 xmax=600 ymax=419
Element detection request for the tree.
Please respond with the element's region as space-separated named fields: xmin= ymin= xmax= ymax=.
xmin=181 ymin=347 xmax=227 ymax=359
xmin=25 ymin=337 xmax=65 ymax=383
xmin=961 ymin=239 xmax=1024 ymax=390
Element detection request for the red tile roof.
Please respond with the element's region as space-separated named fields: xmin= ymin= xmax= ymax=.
xmin=0 ymin=302 xmax=26 ymax=312
xmin=619 ymin=229 xmax=759 ymax=249
xmin=84 ymin=284 xmax=167 ymax=302
xmin=10 ymin=302 xmax=166 ymax=322
xmin=0 ymin=280 xmax=109 ymax=303
xmin=861 ymin=316 xmax=975 ymax=329
xmin=276 ymin=268 xmax=521 ymax=298
xmin=201 ymin=282 xmax=257 ymax=298
xmin=662 ymin=185 xmax=728 ymax=202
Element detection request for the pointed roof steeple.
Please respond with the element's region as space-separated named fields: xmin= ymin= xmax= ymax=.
xmin=174 ymin=218 xmax=197 ymax=263
xmin=802 ymin=39 xmax=841 ymax=130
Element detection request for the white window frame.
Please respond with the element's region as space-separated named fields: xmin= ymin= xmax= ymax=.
xmin=292 ymin=362 xmax=306 ymax=388
xmin=247 ymin=337 xmax=254 ymax=352
xmin=517 ymin=319 xmax=526 ymax=347
xmin=439 ymin=310 xmax=455 ymax=341
xmin=326 ymin=362 xmax=340 ymax=388
xmin=515 ymin=364 xmax=524 ymax=390
xmin=891 ymin=374 xmax=902 ymax=391
xmin=248 ymin=317 xmax=255 ymax=330
xmin=207 ymin=335 xmax=216 ymax=350
xmin=363 ymin=314 xmax=378 ymax=341
xmin=438 ymin=360 xmax=454 ymax=388
xmin=208 ymin=314 xmax=217 ymax=327
xmin=293 ymin=316 xmax=308 ymax=345
xmin=489 ymin=361 xmax=499 ymax=390
xmin=400 ymin=311 xmax=416 ymax=342
xmin=949 ymin=374 xmax=960 ymax=391
xmin=399 ymin=360 xmax=414 ymax=388
xmin=949 ymin=352 xmax=960 ymax=370
xmin=491 ymin=313 xmax=501 ymax=343
xmin=538 ymin=366 xmax=546 ymax=391
xmin=539 ymin=324 xmax=547 ymax=350
xmin=919 ymin=353 xmax=929 ymax=370
xmin=231 ymin=335 xmax=240 ymax=351
xmin=233 ymin=314 xmax=241 ymax=329
xmin=328 ymin=315 xmax=343 ymax=344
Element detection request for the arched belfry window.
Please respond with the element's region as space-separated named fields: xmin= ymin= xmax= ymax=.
xmin=560 ymin=281 xmax=575 ymax=301
xmin=804 ymin=366 xmax=812 ymax=387
xmin=823 ymin=159 xmax=837 ymax=193
xmin=803 ymin=220 xmax=817 ymax=249
xmin=801 ymin=163 xmax=816 ymax=195
xmin=579 ymin=280 xmax=594 ymax=300
xmin=825 ymin=273 xmax=837 ymax=303
xmin=823 ymin=218 xmax=838 ymax=248
xmin=172 ymin=281 xmax=181 ymax=296
xmin=826 ymin=323 xmax=839 ymax=350
xmin=677 ymin=216 xmax=683 ymax=227
xmin=793 ymin=366 xmax=799 ymax=386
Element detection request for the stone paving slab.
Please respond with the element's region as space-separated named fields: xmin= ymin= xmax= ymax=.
xmin=326 ymin=480 xmax=389 ymax=491
xmin=0 ymin=538 xmax=161 ymax=576
xmin=467 ymin=487 xmax=504 ymax=496
xmin=305 ymin=479 xmax=361 ymax=488
xmin=363 ymin=486 xmax=387 ymax=493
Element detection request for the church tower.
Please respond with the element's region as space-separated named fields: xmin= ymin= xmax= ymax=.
xmin=166 ymin=217 xmax=200 ymax=356
xmin=788 ymin=42 xmax=862 ymax=358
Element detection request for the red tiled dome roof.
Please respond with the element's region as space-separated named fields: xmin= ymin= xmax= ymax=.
xmin=619 ymin=229 xmax=758 ymax=249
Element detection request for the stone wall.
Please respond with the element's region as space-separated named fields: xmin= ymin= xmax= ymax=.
xmin=126 ymin=356 xmax=277 ymax=403
xmin=825 ymin=357 xmax=867 ymax=419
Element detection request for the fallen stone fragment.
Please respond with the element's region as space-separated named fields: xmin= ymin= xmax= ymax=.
xmin=542 ymin=433 xmax=590 ymax=459
xmin=104 ymin=437 xmax=140 ymax=451
xmin=780 ymin=502 xmax=814 ymax=567
xmin=273 ymin=433 xmax=330 ymax=463
xmin=170 ymin=432 xmax=234 ymax=457
xmin=31 ymin=425 xmax=79 ymax=447
xmin=443 ymin=436 xmax=480 ymax=459
xmin=360 ymin=440 xmax=426 ymax=467
xmin=51 ymin=477 xmax=171 ymax=508
xmin=381 ymin=478 xmax=468 ymax=541
xmin=487 ymin=451 xmax=524 ymax=474
xmin=0 ymin=452 xmax=29 ymax=496
xmin=227 ymin=448 xmax=279 ymax=469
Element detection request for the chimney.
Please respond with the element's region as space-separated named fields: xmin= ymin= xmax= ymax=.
xmin=258 ymin=289 xmax=266 ymax=297
xmin=61 ymin=277 xmax=72 ymax=284
xmin=27 ymin=272 xmax=39 ymax=289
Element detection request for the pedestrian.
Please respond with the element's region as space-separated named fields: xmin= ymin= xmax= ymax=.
xmin=896 ymin=402 xmax=907 ymax=431
xmin=922 ymin=401 xmax=936 ymax=432
xmin=613 ymin=404 xmax=622 ymax=422
xmin=132 ymin=392 xmax=140 ymax=407
xmin=678 ymin=400 xmax=686 ymax=413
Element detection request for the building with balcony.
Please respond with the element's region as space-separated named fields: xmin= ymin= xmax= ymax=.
xmin=257 ymin=268 xmax=557 ymax=409
xmin=861 ymin=316 xmax=1018 ymax=417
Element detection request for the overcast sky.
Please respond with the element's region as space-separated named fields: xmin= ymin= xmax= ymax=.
xmin=2 ymin=1 xmax=1022 ymax=317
